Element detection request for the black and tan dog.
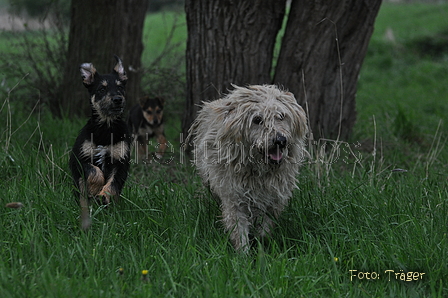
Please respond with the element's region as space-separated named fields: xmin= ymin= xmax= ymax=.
xmin=128 ymin=96 xmax=167 ymax=162
xmin=69 ymin=55 xmax=131 ymax=230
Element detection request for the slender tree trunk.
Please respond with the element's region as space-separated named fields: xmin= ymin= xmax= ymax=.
xmin=182 ymin=0 xmax=286 ymax=140
xmin=59 ymin=0 xmax=148 ymax=118
xmin=274 ymin=0 xmax=382 ymax=140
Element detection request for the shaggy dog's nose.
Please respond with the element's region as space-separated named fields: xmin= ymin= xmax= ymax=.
xmin=274 ymin=134 xmax=287 ymax=149
xmin=268 ymin=134 xmax=287 ymax=164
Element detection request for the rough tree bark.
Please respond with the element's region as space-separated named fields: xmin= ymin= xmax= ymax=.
xmin=182 ymin=0 xmax=287 ymax=140
xmin=183 ymin=0 xmax=382 ymax=141
xmin=274 ymin=0 xmax=382 ymax=140
xmin=58 ymin=0 xmax=148 ymax=118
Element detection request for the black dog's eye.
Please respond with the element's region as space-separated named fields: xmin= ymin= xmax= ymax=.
xmin=252 ymin=116 xmax=263 ymax=125
xmin=98 ymin=86 xmax=107 ymax=94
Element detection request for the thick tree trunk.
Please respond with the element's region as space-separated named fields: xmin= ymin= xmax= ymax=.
xmin=182 ymin=0 xmax=286 ymax=140
xmin=58 ymin=0 xmax=148 ymax=118
xmin=183 ymin=0 xmax=382 ymax=142
xmin=274 ymin=0 xmax=382 ymax=140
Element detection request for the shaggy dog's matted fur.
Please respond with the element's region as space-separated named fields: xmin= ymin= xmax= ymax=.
xmin=188 ymin=84 xmax=308 ymax=252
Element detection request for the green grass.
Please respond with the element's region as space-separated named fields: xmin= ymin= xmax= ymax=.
xmin=355 ymin=2 xmax=448 ymax=140
xmin=1 ymin=2 xmax=448 ymax=297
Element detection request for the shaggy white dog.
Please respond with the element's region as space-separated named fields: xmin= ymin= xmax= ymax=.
xmin=188 ymin=85 xmax=308 ymax=252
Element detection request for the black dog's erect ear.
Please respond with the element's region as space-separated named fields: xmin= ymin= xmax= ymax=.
xmin=138 ymin=96 xmax=149 ymax=107
xmin=113 ymin=55 xmax=127 ymax=82
xmin=79 ymin=63 xmax=97 ymax=86
xmin=156 ymin=96 xmax=165 ymax=107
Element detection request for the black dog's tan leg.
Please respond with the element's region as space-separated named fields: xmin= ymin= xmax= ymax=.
xmin=155 ymin=133 xmax=167 ymax=159
xmin=137 ymin=142 xmax=148 ymax=162
xmin=136 ymin=136 xmax=148 ymax=163
xmin=78 ymin=165 xmax=105 ymax=230
xmin=98 ymin=170 xmax=118 ymax=204
xmin=86 ymin=165 xmax=105 ymax=196
xmin=78 ymin=179 xmax=91 ymax=230
xmin=80 ymin=195 xmax=91 ymax=231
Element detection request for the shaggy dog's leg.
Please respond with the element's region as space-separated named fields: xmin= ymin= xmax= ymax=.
xmin=257 ymin=216 xmax=274 ymax=238
xmin=221 ymin=200 xmax=251 ymax=252
xmin=257 ymin=207 xmax=281 ymax=238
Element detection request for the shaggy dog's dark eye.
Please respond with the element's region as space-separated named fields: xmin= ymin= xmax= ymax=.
xmin=278 ymin=113 xmax=285 ymax=120
xmin=252 ymin=116 xmax=263 ymax=125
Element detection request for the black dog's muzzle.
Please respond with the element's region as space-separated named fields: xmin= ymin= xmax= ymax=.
xmin=110 ymin=95 xmax=125 ymax=113
xmin=112 ymin=95 xmax=124 ymax=105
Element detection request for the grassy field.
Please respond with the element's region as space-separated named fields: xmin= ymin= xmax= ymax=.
xmin=1 ymin=2 xmax=448 ymax=297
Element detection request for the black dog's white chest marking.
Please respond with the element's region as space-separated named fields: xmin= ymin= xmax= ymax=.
xmin=92 ymin=145 xmax=108 ymax=166
xmin=137 ymin=125 xmax=155 ymax=138
xmin=80 ymin=140 xmax=129 ymax=168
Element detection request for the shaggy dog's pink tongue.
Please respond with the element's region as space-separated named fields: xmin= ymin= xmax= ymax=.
xmin=268 ymin=148 xmax=283 ymax=162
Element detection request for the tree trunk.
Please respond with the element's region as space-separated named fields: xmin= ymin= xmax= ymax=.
xmin=182 ymin=0 xmax=286 ymax=140
xmin=58 ymin=0 xmax=148 ymax=118
xmin=274 ymin=0 xmax=382 ymax=140
xmin=183 ymin=0 xmax=382 ymax=143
